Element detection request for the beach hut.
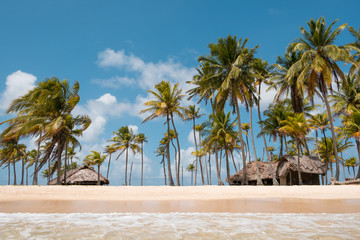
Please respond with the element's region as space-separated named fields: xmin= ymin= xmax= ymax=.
xmin=48 ymin=165 xmax=110 ymax=185
xmin=276 ymin=155 xmax=326 ymax=185
xmin=227 ymin=161 xmax=279 ymax=185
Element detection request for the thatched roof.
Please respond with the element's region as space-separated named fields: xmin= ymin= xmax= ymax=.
xmin=277 ymin=155 xmax=327 ymax=177
xmin=227 ymin=161 xmax=278 ymax=185
xmin=48 ymin=165 xmax=109 ymax=185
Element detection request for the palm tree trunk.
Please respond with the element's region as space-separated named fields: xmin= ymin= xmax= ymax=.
xmin=170 ymin=115 xmax=181 ymax=186
xmin=192 ymin=118 xmax=198 ymax=186
xmin=33 ymin=135 xmax=41 ymax=185
xmin=197 ymin=129 xmax=205 ymax=185
xmin=125 ymin=148 xmax=128 ymax=186
xmin=8 ymin=164 xmax=10 ymax=185
xmin=64 ymin=139 xmax=68 ymax=185
xmin=205 ymin=152 xmax=209 ymax=184
xmin=56 ymin=139 xmax=62 ymax=185
xmin=47 ymin=158 xmax=50 ymax=184
xmin=208 ymin=153 xmax=212 ymax=185
xmin=297 ymin=141 xmax=303 ymax=185
xmin=106 ymin=153 xmax=112 ymax=180
xmin=166 ymin=113 xmax=175 ymax=186
xmin=21 ymin=158 xmax=25 ymax=185
xmin=210 ymin=99 xmax=224 ymax=185
xmin=225 ymin=148 xmax=230 ymax=184
xmin=171 ymin=139 xmax=178 ymax=183
xmin=141 ymin=142 xmax=144 ymax=186
xmin=234 ymin=99 xmax=248 ymax=185
xmin=162 ymin=156 xmax=167 ymax=185
xmin=322 ymin=90 xmax=340 ymax=180
xmin=249 ymin=106 xmax=263 ymax=185
xmin=246 ymin=134 xmax=250 ymax=163
xmin=279 ymin=136 xmax=284 ymax=157
xmin=12 ymin=157 xmax=16 ymax=185
xmin=355 ymin=137 xmax=360 ymax=179
xmin=97 ymin=165 xmax=101 ymax=185
xmin=230 ymin=151 xmax=238 ymax=172
xmin=26 ymin=168 xmax=28 ymax=185
xmin=129 ymin=161 xmax=133 ymax=186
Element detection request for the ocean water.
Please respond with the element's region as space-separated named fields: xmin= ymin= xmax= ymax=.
xmin=0 ymin=212 xmax=359 ymax=239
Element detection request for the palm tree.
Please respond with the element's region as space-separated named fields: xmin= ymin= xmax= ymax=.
xmin=345 ymin=26 xmax=360 ymax=76
xmin=241 ymin=123 xmax=251 ymax=163
xmin=1 ymin=77 xmax=91 ymax=185
xmin=110 ymin=126 xmax=140 ymax=186
xmin=205 ymin=112 xmax=238 ymax=182
xmin=259 ymin=101 xmax=293 ymax=157
xmin=270 ymin=50 xmax=305 ymax=113
xmin=344 ymin=157 xmax=358 ymax=179
xmin=288 ymin=17 xmax=352 ymax=181
xmin=199 ymin=35 xmax=259 ymax=185
xmin=155 ymin=144 xmax=167 ymax=185
xmin=331 ymin=74 xmax=360 ymax=116
xmin=140 ymin=81 xmax=185 ymax=186
xmin=186 ymin=163 xmax=195 ymax=186
xmin=280 ymin=113 xmax=313 ymax=185
xmin=341 ymin=109 xmax=360 ymax=178
xmin=104 ymin=145 xmax=116 ymax=181
xmin=136 ymin=133 xmax=148 ymax=186
xmin=185 ymin=105 xmax=205 ymax=185
xmin=84 ymin=151 xmax=106 ymax=185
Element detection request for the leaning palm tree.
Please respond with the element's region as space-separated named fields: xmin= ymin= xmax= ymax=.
xmin=104 ymin=145 xmax=116 ymax=181
xmin=135 ymin=133 xmax=148 ymax=186
xmin=287 ymin=17 xmax=352 ymax=181
xmin=140 ymin=81 xmax=185 ymax=186
xmin=110 ymin=126 xmax=140 ymax=186
xmin=279 ymin=113 xmax=313 ymax=185
xmin=84 ymin=151 xmax=107 ymax=185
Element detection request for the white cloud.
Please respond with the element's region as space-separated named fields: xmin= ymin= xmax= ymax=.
xmin=92 ymin=75 xmax=136 ymax=88
xmin=0 ymin=70 xmax=37 ymax=111
xmin=74 ymin=93 xmax=132 ymax=142
xmin=259 ymin=85 xmax=278 ymax=109
xmin=97 ymin=48 xmax=196 ymax=92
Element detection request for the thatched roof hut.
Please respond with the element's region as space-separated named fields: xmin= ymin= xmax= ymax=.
xmin=227 ymin=161 xmax=279 ymax=185
xmin=276 ymin=155 xmax=327 ymax=185
xmin=48 ymin=165 xmax=109 ymax=185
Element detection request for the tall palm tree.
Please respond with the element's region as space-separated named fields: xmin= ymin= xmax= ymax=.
xmin=136 ymin=133 xmax=148 ymax=186
xmin=110 ymin=126 xmax=140 ymax=186
xmin=280 ymin=113 xmax=313 ymax=185
xmin=288 ymin=17 xmax=352 ymax=181
xmin=104 ymin=145 xmax=116 ymax=181
xmin=185 ymin=105 xmax=205 ymax=185
xmin=84 ymin=151 xmax=106 ymax=185
xmin=344 ymin=157 xmax=358 ymax=179
xmin=140 ymin=81 xmax=185 ymax=186
xmin=199 ymin=35 xmax=259 ymax=185
xmin=155 ymin=144 xmax=167 ymax=185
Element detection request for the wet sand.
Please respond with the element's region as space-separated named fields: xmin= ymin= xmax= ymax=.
xmin=0 ymin=185 xmax=359 ymax=213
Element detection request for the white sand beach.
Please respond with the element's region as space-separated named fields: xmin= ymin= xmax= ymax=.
xmin=0 ymin=185 xmax=360 ymax=213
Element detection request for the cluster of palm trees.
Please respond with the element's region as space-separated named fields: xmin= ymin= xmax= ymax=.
xmin=1 ymin=17 xmax=359 ymax=186
xmin=142 ymin=17 xmax=360 ymax=186
xmin=85 ymin=126 xmax=148 ymax=186
xmin=0 ymin=77 xmax=91 ymax=185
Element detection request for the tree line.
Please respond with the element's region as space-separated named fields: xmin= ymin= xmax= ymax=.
xmin=1 ymin=17 xmax=359 ymax=186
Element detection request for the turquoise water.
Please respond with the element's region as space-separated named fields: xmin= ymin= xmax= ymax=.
xmin=0 ymin=213 xmax=359 ymax=239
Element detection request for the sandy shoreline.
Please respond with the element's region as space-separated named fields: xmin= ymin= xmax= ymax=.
xmin=1 ymin=185 xmax=360 ymax=213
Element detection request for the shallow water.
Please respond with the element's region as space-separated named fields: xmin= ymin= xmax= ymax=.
xmin=0 ymin=213 xmax=359 ymax=239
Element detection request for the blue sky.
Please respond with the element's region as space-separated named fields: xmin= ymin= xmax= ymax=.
xmin=0 ymin=1 xmax=359 ymax=185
